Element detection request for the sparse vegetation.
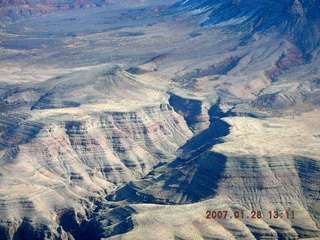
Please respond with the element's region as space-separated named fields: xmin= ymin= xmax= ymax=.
xmin=0 ymin=0 xmax=319 ymax=239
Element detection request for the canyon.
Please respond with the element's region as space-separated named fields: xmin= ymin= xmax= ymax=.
xmin=0 ymin=0 xmax=320 ymax=239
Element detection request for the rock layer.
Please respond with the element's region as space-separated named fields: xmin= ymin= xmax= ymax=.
xmin=0 ymin=0 xmax=319 ymax=239
xmin=0 ymin=66 xmax=196 ymax=240
xmin=103 ymin=115 xmax=320 ymax=239
xmin=0 ymin=103 xmax=193 ymax=239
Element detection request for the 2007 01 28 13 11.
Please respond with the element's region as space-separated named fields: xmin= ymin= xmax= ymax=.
xmin=206 ymin=210 xmax=295 ymax=219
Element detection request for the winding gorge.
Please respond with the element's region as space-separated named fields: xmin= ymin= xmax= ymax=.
xmin=0 ymin=0 xmax=320 ymax=239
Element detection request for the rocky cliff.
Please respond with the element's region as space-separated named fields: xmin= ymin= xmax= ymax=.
xmin=0 ymin=0 xmax=319 ymax=239
xmin=0 ymin=67 xmax=196 ymax=240
xmin=178 ymin=0 xmax=320 ymax=56
xmin=0 ymin=105 xmax=193 ymax=239
xmin=104 ymin=114 xmax=320 ymax=239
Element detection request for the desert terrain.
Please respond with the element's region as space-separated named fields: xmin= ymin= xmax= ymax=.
xmin=0 ymin=0 xmax=319 ymax=239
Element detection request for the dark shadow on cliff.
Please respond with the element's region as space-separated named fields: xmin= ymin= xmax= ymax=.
xmin=107 ymin=102 xmax=231 ymax=204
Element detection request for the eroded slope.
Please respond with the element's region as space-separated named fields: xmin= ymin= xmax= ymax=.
xmin=0 ymin=68 xmax=195 ymax=239
xmin=0 ymin=0 xmax=320 ymax=239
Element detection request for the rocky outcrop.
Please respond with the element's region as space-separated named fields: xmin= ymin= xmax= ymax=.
xmin=0 ymin=0 xmax=319 ymax=239
xmin=60 ymin=104 xmax=192 ymax=183
xmin=178 ymin=0 xmax=320 ymax=55
xmin=168 ymin=94 xmax=210 ymax=133
xmin=105 ymin=115 xmax=320 ymax=239
xmin=0 ymin=64 xmax=195 ymax=239
xmin=80 ymin=153 xmax=320 ymax=239
xmin=251 ymin=57 xmax=320 ymax=113
xmin=0 ymin=103 xmax=193 ymax=239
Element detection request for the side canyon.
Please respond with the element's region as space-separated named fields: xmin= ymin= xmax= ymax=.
xmin=0 ymin=0 xmax=320 ymax=239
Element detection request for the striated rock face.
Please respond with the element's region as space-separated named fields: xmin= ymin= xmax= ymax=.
xmin=0 ymin=66 xmax=195 ymax=240
xmin=102 ymin=158 xmax=319 ymax=239
xmin=104 ymin=115 xmax=320 ymax=239
xmin=0 ymin=104 xmax=193 ymax=239
xmin=52 ymin=104 xmax=192 ymax=184
xmin=107 ymin=102 xmax=229 ymax=204
xmin=168 ymin=94 xmax=211 ymax=133
xmin=251 ymin=57 xmax=320 ymax=113
xmin=0 ymin=0 xmax=319 ymax=239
